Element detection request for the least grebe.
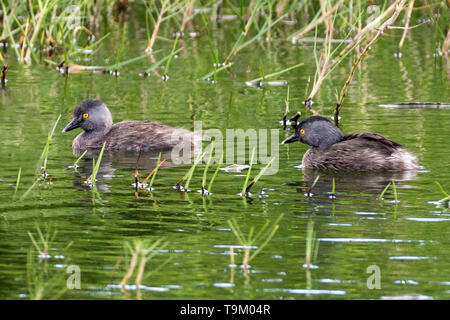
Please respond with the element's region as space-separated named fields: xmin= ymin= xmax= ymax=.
xmin=282 ymin=116 xmax=418 ymax=171
xmin=62 ymin=99 xmax=193 ymax=152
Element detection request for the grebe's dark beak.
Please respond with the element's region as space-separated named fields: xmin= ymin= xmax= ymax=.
xmin=62 ymin=117 xmax=82 ymax=132
xmin=281 ymin=132 xmax=300 ymax=144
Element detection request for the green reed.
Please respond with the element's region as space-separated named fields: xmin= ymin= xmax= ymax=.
xmin=20 ymin=115 xmax=61 ymax=200
xmin=163 ymin=35 xmax=179 ymax=77
xmin=207 ymin=153 xmax=224 ymax=195
xmin=244 ymin=157 xmax=276 ymax=196
xmin=72 ymin=150 xmax=87 ymax=169
xmin=246 ymin=62 xmax=304 ymax=87
xmin=148 ymin=152 xmax=164 ymax=190
xmin=241 ymin=147 xmax=256 ymax=196
xmin=176 ymin=151 xmax=205 ymax=191
xmin=13 ymin=168 xmax=21 ymax=199
xmin=378 ymin=181 xmax=392 ymax=200
xmin=88 ymin=142 xmax=106 ymax=187
xmin=305 ymin=175 xmax=320 ymax=197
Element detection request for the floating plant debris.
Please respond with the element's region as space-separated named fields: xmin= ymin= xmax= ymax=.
xmin=291 ymin=37 xmax=352 ymax=44
xmin=245 ymin=80 xmax=288 ymax=87
xmin=378 ymin=102 xmax=450 ymax=109
xmin=220 ymin=164 xmax=250 ymax=173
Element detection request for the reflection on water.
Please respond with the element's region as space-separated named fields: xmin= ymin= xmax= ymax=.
xmin=0 ymin=23 xmax=449 ymax=300
xmin=71 ymin=149 xmax=183 ymax=192
xmin=378 ymin=102 xmax=450 ymax=109
xmin=301 ymin=168 xmax=418 ymax=195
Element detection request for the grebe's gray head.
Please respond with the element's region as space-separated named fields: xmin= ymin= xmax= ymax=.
xmin=62 ymin=99 xmax=113 ymax=134
xmin=282 ymin=116 xmax=343 ymax=149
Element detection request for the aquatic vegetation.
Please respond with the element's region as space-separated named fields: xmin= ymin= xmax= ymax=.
xmin=13 ymin=167 xmax=21 ymax=199
xmin=207 ymin=153 xmax=224 ymax=195
xmin=175 ymin=151 xmax=205 ymax=192
xmin=378 ymin=180 xmax=399 ymax=202
xmin=242 ymin=156 xmax=276 ymax=197
xmin=25 ymin=224 xmax=73 ymax=299
xmin=240 ymin=147 xmax=256 ymax=197
xmin=119 ymin=239 xmax=171 ymax=290
xmin=134 ymin=152 xmax=167 ymax=193
xmin=26 ymin=248 xmax=67 ymax=300
xmin=330 ymin=177 xmax=336 ymax=199
xmin=146 ymin=153 xmax=166 ymax=190
xmin=227 ymin=214 xmax=283 ymax=271
xmin=19 ymin=115 xmax=61 ymax=200
xmin=27 ymin=224 xmax=73 ymax=260
xmin=305 ymin=175 xmax=320 ymax=197
xmin=435 ymin=182 xmax=450 ymax=208
xmin=304 ymin=220 xmax=319 ymax=270
xmin=200 ymin=142 xmax=222 ymax=195
xmin=71 ymin=150 xmax=87 ymax=170
xmin=162 ymin=35 xmax=180 ymax=80
xmin=334 ymin=0 xmax=410 ymax=123
xmin=245 ymin=62 xmax=303 ymax=87
xmin=85 ymin=142 xmax=106 ymax=187
xmin=378 ymin=181 xmax=392 ymax=200
xmin=27 ymin=224 xmax=57 ymax=259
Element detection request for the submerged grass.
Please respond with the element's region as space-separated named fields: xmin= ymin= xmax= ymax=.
xmin=227 ymin=213 xmax=284 ymax=270
xmin=304 ymin=219 xmax=320 ymax=269
xmin=119 ymin=238 xmax=172 ymax=290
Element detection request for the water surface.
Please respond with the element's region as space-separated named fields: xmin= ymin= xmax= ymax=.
xmin=0 ymin=20 xmax=449 ymax=300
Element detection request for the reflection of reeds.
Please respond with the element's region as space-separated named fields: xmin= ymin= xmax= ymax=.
xmin=304 ymin=220 xmax=319 ymax=270
xmin=119 ymin=239 xmax=171 ymax=289
xmin=28 ymin=225 xmax=57 ymax=259
xmin=26 ymin=248 xmax=66 ymax=300
xmin=227 ymin=214 xmax=283 ymax=271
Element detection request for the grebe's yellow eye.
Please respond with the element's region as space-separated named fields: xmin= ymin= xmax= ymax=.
xmin=300 ymin=129 xmax=306 ymax=135
xmin=82 ymin=113 xmax=89 ymax=119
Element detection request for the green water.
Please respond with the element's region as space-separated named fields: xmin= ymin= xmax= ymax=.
xmin=0 ymin=21 xmax=449 ymax=300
